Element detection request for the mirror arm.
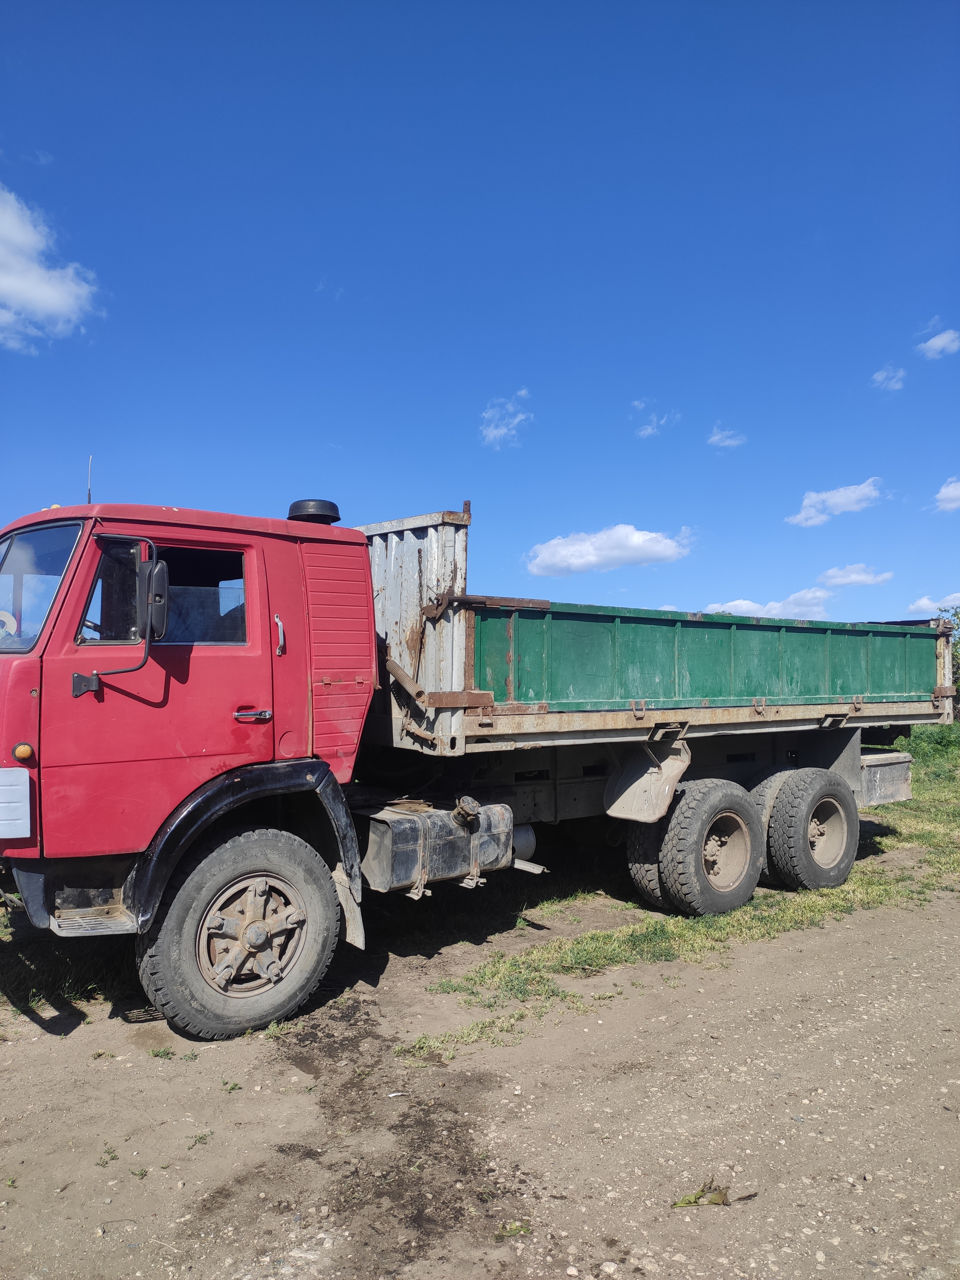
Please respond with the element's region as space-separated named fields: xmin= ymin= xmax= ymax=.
xmin=72 ymin=538 xmax=159 ymax=698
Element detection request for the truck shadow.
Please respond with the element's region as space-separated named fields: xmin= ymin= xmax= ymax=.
xmin=321 ymin=815 xmax=908 ymax=1004
xmin=0 ymin=912 xmax=146 ymax=1035
xmin=327 ymin=823 xmax=636 ymax=990
xmin=856 ymin=817 xmax=897 ymax=860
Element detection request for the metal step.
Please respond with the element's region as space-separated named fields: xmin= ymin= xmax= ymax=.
xmin=50 ymin=905 xmax=138 ymax=936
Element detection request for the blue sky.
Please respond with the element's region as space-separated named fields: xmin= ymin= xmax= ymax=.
xmin=1 ymin=1 xmax=958 ymax=621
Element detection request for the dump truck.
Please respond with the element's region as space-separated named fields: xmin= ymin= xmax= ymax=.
xmin=0 ymin=498 xmax=953 ymax=1037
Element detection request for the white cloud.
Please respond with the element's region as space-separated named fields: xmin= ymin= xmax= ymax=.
xmin=630 ymin=399 xmax=678 ymax=440
xmin=527 ymin=524 xmax=691 ymax=576
xmin=479 ymin=388 xmax=533 ymax=448
xmin=871 ymin=365 xmax=905 ymax=391
xmin=0 ymin=183 xmax=97 ymax=353
xmin=908 ymin=591 xmax=960 ymax=614
xmin=916 ymin=329 xmax=960 ymax=360
xmin=818 ymin=563 xmax=893 ymax=587
xmin=786 ymin=476 xmax=881 ymax=527
xmin=935 ymin=477 xmax=960 ymax=511
xmin=636 ymin=415 xmax=663 ymax=439
xmin=706 ymin=587 xmax=832 ymax=621
xmin=708 ymin=425 xmax=746 ymax=448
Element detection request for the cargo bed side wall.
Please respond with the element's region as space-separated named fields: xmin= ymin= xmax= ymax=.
xmin=473 ymin=604 xmax=943 ymax=712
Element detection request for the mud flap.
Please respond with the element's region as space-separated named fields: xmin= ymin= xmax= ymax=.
xmin=333 ymin=864 xmax=365 ymax=950
xmin=603 ymin=740 xmax=691 ymax=823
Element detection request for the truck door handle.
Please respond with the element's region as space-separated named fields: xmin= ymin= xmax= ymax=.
xmin=274 ymin=613 xmax=285 ymax=656
xmin=234 ymin=709 xmax=273 ymax=723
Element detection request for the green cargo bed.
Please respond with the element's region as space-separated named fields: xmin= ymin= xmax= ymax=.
xmin=473 ymin=603 xmax=943 ymax=712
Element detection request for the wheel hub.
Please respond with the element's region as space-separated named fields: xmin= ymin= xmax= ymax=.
xmin=703 ymin=832 xmax=732 ymax=875
xmin=807 ymin=798 xmax=846 ymax=868
xmin=701 ymin=812 xmax=750 ymax=890
xmin=242 ymin=921 xmax=269 ymax=949
xmin=196 ymin=873 xmax=308 ymax=997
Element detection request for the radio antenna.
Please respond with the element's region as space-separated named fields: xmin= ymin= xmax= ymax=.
xmin=87 ymin=455 xmax=93 ymax=504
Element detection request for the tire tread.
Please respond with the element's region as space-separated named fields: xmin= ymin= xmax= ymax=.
xmin=626 ymin=820 xmax=667 ymax=909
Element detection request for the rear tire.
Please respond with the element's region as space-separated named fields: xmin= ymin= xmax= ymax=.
xmin=767 ymin=769 xmax=859 ymax=890
xmin=750 ymin=770 xmax=796 ymax=885
xmin=136 ymin=828 xmax=340 ymax=1040
xmin=659 ymin=779 xmax=764 ymax=917
xmin=625 ymin=819 xmax=668 ymax=910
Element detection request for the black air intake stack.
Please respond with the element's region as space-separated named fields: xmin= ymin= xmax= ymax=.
xmin=288 ymin=499 xmax=341 ymax=525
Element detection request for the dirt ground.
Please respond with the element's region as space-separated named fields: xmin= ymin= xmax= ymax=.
xmin=1 ymin=861 xmax=958 ymax=1280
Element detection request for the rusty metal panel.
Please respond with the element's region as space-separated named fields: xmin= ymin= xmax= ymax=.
xmin=461 ymin=697 xmax=948 ymax=752
xmin=358 ymin=506 xmax=471 ymax=754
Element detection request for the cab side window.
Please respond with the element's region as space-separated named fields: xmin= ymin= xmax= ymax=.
xmin=156 ymin=547 xmax=246 ymax=646
xmin=78 ymin=540 xmax=141 ymax=644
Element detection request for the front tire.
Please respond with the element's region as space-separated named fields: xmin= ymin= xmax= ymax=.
xmin=136 ymin=828 xmax=341 ymax=1039
xmin=659 ymin=779 xmax=764 ymax=917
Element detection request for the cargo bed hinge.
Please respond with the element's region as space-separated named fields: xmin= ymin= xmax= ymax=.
xmin=752 ymin=698 xmax=766 ymax=717
xmin=630 ymin=699 xmax=647 ymax=721
xmin=819 ymin=712 xmax=848 ymax=730
xmin=649 ymin=721 xmax=688 ymax=743
xmin=400 ymin=711 xmax=437 ymax=747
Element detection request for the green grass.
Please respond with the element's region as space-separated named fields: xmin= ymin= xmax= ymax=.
xmin=397 ymin=725 xmax=960 ymax=1058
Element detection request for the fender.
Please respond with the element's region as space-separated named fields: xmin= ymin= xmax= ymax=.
xmin=126 ymin=759 xmax=362 ymax=931
xmin=604 ymin=739 xmax=691 ymax=823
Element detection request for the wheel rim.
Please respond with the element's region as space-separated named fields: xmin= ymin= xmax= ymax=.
xmin=701 ymin=811 xmax=751 ymax=891
xmin=807 ymin=798 xmax=847 ymax=868
xmin=195 ymin=873 xmax=308 ymax=998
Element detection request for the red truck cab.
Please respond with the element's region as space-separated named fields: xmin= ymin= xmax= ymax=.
xmin=0 ymin=500 xmax=377 ymax=1036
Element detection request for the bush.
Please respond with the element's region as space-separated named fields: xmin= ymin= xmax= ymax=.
xmin=896 ymin=721 xmax=960 ymax=763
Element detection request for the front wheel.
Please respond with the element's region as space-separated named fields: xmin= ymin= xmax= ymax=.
xmin=136 ymin=828 xmax=341 ymax=1039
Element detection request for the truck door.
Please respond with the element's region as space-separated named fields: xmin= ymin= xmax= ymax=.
xmin=39 ymin=533 xmax=276 ymax=858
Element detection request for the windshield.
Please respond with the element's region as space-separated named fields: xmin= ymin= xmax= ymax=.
xmin=0 ymin=523 xmax=82 ymax=653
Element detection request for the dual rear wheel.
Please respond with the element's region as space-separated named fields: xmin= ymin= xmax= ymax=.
xmin=627 ymin=769 xmax=859 ymax=917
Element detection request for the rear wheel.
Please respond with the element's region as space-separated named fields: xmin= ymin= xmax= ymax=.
xmin=659 ymin=779 xmax=764 ymax=916
xmin=767 ymin=769 xmax=859 ymax=890
xmin=137 ymin=828 xmax=340 ymax=1039
xmin=625 ymin=819 xmax=668 ymax=910
xmin=750 ymin=770 xmax=796 ymax=885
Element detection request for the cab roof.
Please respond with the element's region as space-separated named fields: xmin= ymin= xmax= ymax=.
xmin=1 ymin=503 xmax=369 ymax=545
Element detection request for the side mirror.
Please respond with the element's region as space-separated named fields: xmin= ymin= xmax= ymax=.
xmin=137 ymin=558 xmax=169 ymax=641
xmin=148 ymin=560 xmax=168 ymax=640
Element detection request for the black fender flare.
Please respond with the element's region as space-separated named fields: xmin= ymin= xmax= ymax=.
xmin=126 ymin=759 xmax=362 ymax=931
